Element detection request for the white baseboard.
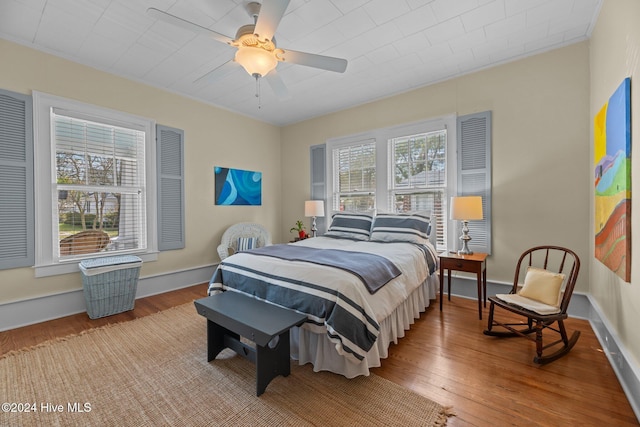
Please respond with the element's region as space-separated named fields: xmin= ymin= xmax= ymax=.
xmin=446 ymin=276 xmax=640 ymax=422
xmin=0 ymin=264 xmax=216 ymax=332
xmin=586 ymin=294 xmax=640 ymax=421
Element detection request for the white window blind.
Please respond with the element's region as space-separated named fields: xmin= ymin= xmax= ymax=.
xmin=389 ymin=130 xmax=447 ymax=250
xmin=332 ymin=140 xmax=376 ymax=211
xmin=54 ymin=111 xmax=147 ymax=258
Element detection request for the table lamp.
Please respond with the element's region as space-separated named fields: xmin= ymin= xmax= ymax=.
xmin=304 ymin=200 xmax=325 ymax=237
xmin=450 ymin=196 xmax=483 ymax=255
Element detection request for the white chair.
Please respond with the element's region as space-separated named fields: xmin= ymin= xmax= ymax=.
xmin=217 ymin=222 xmax=272 ymax=261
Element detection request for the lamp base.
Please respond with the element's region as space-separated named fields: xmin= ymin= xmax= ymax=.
xmin=457 ymin=247 xmax=474 ymax=256
xmin=311 ymin=216 xmax=317 ymax=238
xmin=458 ymin=220 xmax=473 ymax=255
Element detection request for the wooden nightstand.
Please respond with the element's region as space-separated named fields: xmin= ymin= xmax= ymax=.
xmin=439 ymin=252 xmax=488 ymax=320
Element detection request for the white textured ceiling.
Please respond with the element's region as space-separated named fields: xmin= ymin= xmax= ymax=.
xmin=0 ymin=0 xmax=602 ymax=126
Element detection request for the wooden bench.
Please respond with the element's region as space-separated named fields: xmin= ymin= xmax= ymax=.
xmin=194 ymin=292 xmax=307 ymax=396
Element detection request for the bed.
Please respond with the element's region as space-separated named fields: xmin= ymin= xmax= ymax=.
xmin=208 ymin=211 xmax=439 ymax=378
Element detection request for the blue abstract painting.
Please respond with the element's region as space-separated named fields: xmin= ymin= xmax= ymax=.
xmin=214 ymin=166 xmax=262 ymax=206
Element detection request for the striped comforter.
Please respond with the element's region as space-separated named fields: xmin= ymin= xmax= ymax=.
xmin=208 ymin=236 xmax=437 ymax=364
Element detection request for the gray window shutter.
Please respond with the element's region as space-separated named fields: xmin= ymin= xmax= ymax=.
xmin=456 ymin=111 xmax=492 ymax=254
xmin=157 ymin=125 xmax=185 ymax=250
xmin=310 ymin=144 xmax=326 ymax=233
xmin=0 ymin=90 xmax=34 ymax=270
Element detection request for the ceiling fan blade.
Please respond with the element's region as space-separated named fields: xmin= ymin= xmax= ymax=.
xmin=264 ymin=69 xmax=291 ymax=100
xmin=253 ymin=0 xmax=290 ymax=41
xmin=194 ymin=59 xmax=239 ymax=85
xmin=278 ymin=49 xmax=348 ymax=73
xmin=147 ymin=7 xmax=233 ymax=45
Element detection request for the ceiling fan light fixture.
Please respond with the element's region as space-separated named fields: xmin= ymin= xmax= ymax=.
xmin=235 ymin=46 xmax=278 ymax=77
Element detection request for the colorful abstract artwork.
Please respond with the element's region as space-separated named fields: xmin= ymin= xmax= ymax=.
xmin=594 ymin=77 xmax=631 ymax=282
xmin=214 ymin=167 xmax=262 ymax=206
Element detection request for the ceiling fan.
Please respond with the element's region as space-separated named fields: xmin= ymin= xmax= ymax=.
xmin=147 ymin=0 xmax=348 ymax=101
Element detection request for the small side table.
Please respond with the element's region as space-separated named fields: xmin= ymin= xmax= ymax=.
xmin=439 ymin=252 xmax=488 ymax=320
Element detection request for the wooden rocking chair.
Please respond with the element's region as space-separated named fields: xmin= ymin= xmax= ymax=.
xmin=483 ymin=246 xmax=581 ymax=364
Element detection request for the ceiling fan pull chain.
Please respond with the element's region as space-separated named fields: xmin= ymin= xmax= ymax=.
xmin=255 ymin=75 xmax=262 ymax=109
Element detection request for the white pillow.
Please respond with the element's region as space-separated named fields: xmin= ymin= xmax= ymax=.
xmin=518 ymin=267 xmax=565 ymax=307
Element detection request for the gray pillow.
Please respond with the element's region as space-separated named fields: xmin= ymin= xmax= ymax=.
xmin=369 ymin=213 xmax=431 ymax=244
xmin=325 ymin=211 xmax=374 ymax=241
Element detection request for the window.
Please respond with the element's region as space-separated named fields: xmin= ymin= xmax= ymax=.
xmin=320 ymin=114 xmax=491 ymax=253
xmin=33 ymin=92 xmax=158 ymax=277
xmin=324 ymin=115 xmax=491 ymax=253
xmin=325 ymin=115 xmax=474 ymax=253
xmin=331 ymin=139 xmax=376 ymax=212
xmin=389 ymin=130 xmax=447 ymax=249
xmin=54 ymin=112 xmax=147 ymax=257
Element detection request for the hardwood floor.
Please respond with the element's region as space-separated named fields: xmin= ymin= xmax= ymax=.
xmin=1 ymin=284 xmax=637 ymax=426
xmin=373 ymin=296 xmax=639 ymax=426
xmin=0 ymin=285 xmax=206 ymax=355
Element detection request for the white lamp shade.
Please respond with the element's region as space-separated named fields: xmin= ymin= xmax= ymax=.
xmin=450 ymin=196 xmax=483 ymax=220
xmin=305 ymin=200 xmax=325 ymax=217
xmin=235 ymin=46 xmax=278 ymax=77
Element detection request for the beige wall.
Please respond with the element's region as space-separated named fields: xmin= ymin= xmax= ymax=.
xmin=282 ymin=42 xmax=591 ymax=285
xmin=0 ymin=39 xmax=282 ymax=304
xmin=590 ymin=0 xmax=640 ymax=369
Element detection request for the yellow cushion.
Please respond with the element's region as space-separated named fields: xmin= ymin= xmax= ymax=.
xmin=518 ymin=267 xmax=565 ymax=307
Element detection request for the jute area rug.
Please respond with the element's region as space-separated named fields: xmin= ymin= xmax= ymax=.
xmin=1 ymin=303 xmax=450 ymax=426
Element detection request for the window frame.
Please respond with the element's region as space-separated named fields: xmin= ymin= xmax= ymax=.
xmin=33 ymin=91 xmax=158 ymax=277
xmin=388 ymin=128 xmax=448 ymax=249
xmin=326 ymin=116 xmax=457 ymax=251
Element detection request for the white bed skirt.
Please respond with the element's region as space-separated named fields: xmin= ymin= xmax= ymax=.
xmin=290 ymin=274 xmax=438 ymax=378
